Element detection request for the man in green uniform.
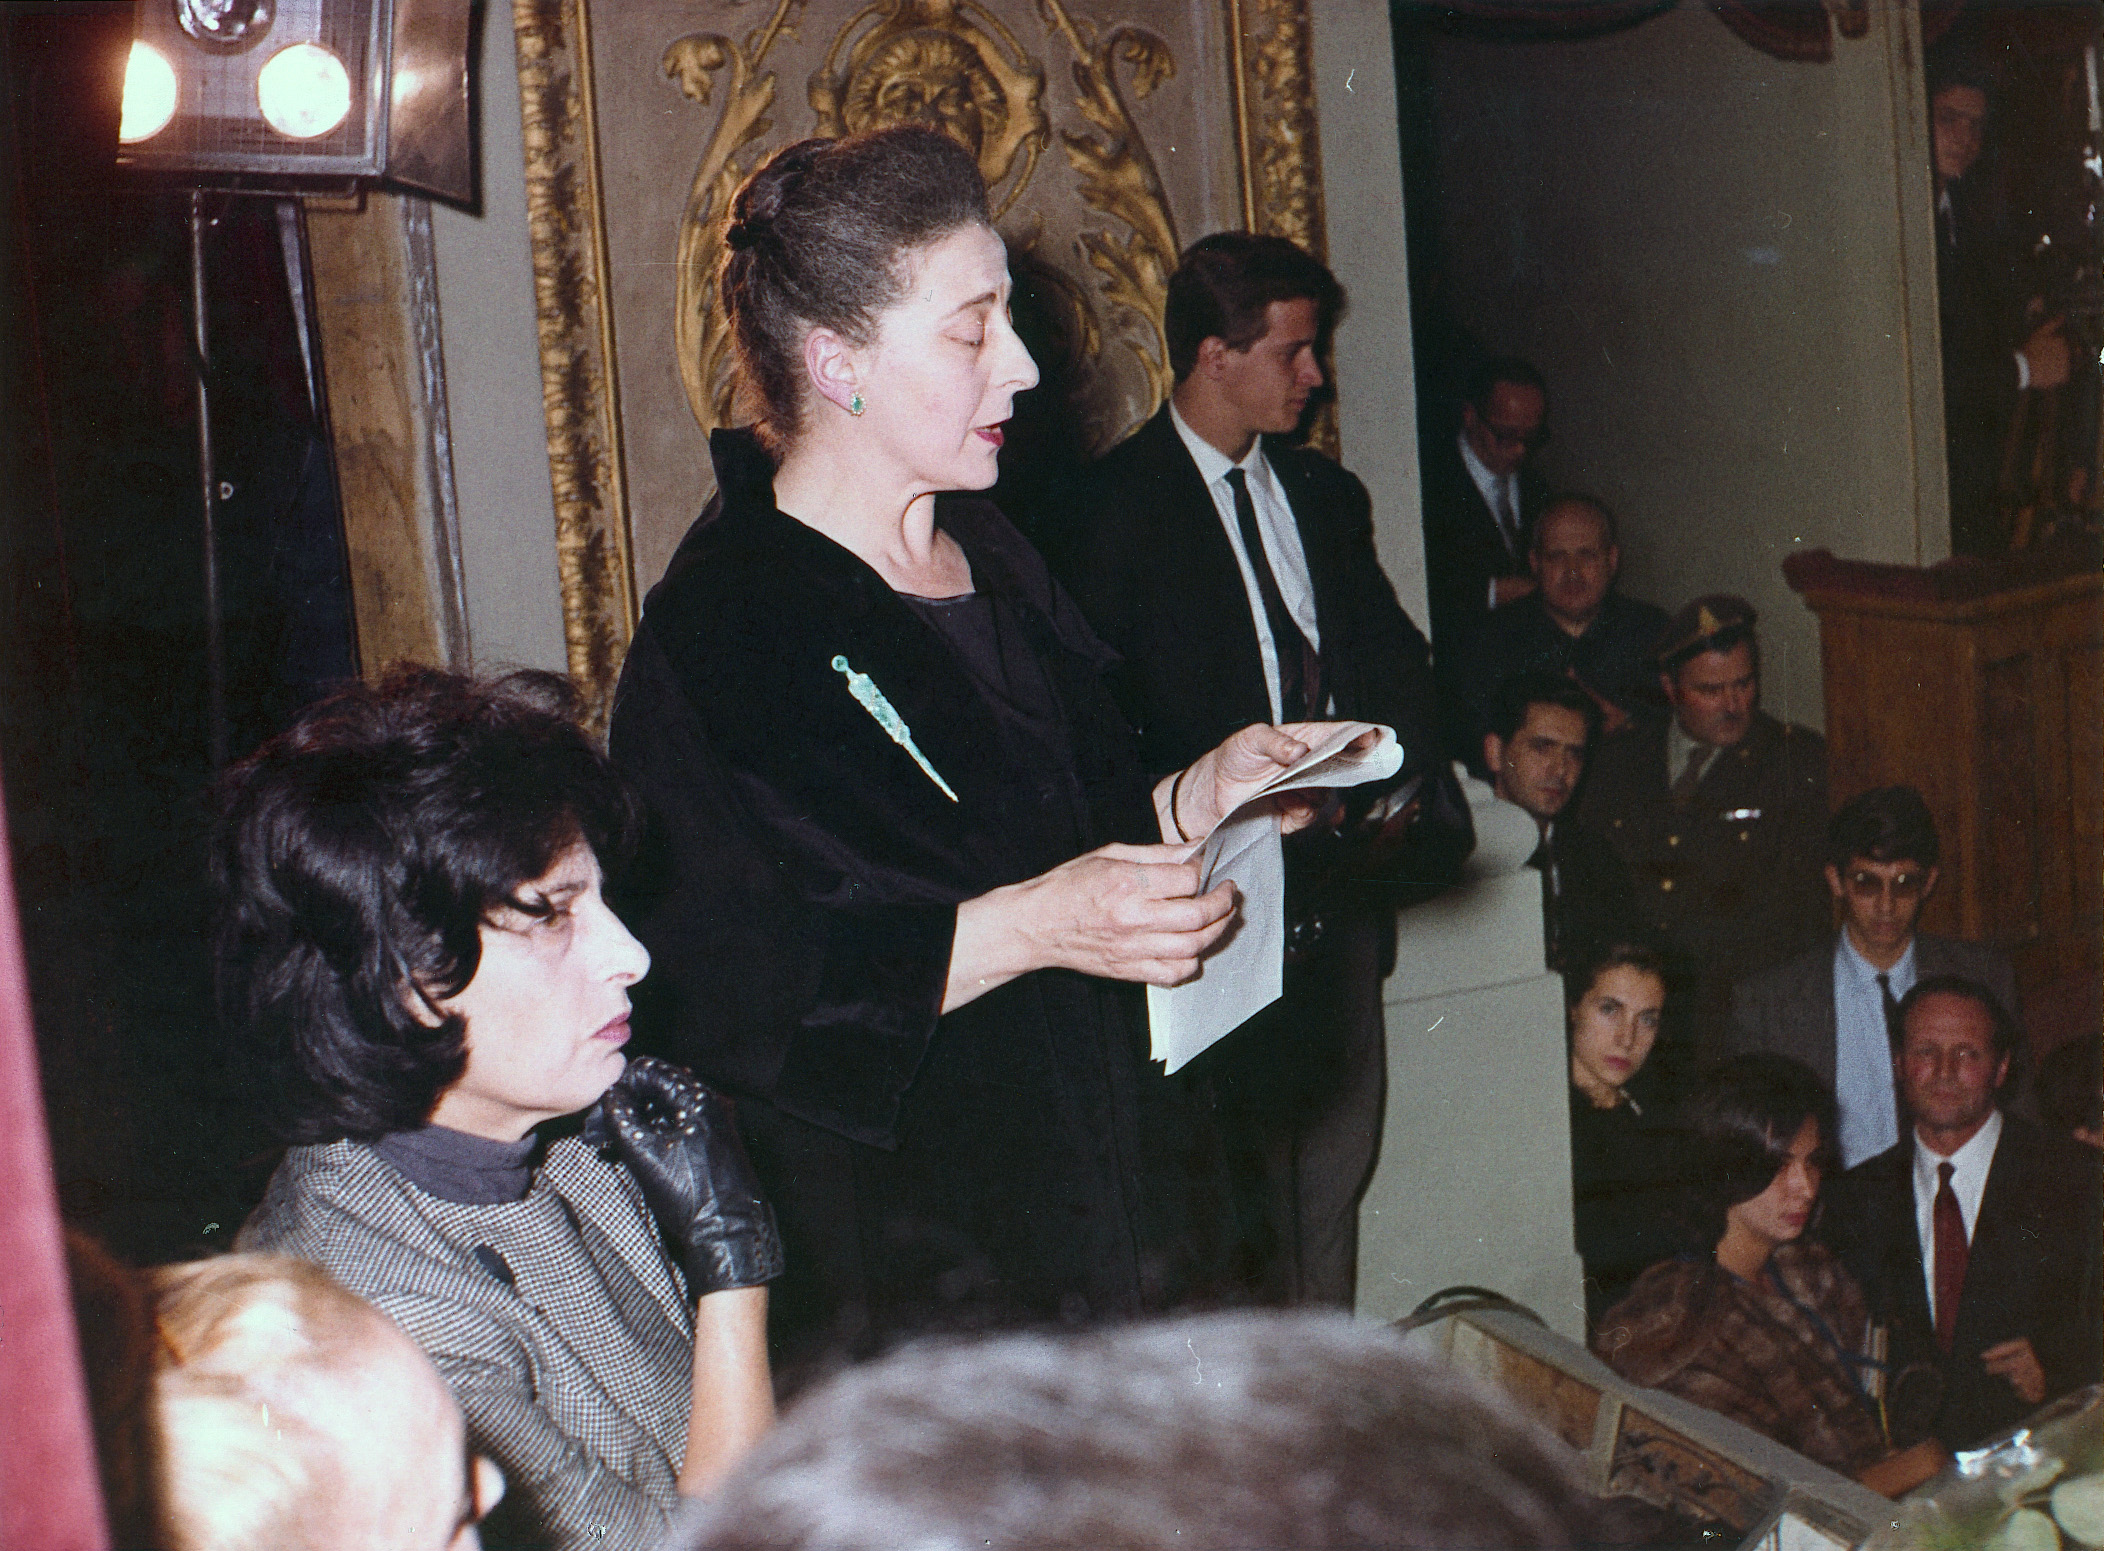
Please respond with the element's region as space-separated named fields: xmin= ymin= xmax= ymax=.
xmin=1577 ymin=595 xmax=1828 ymax=1098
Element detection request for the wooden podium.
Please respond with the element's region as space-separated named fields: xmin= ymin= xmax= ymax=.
xmin=1784 ymin=547 xmax=2102 ymax=1040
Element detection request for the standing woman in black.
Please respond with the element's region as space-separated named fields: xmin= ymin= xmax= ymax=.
xmin=610 ymin=126 xmax=1329 ymax=1369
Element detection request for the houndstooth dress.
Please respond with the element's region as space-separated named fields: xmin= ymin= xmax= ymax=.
xmin=240 ymin=1135 xmax=693 ymax=1551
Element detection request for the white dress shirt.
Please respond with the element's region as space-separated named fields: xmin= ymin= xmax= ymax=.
xmin=1832 ymin=935 xmax=1913 ymax=1168
xmin=1912 ymin=1107 xmax=2003 ymax=1329
xmin=1458 ymin=430 xmax=1523 ymax=606
xmin=1170 ymin=402 xmax=1323 ymax=722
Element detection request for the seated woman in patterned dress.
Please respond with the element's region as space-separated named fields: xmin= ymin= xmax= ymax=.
xmin=225 ymin=667 xmax=780 ymax=1551
xmin=1593 ymin=1053 xmax=1943 ymax=1495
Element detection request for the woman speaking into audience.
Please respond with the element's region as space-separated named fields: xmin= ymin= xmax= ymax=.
xmin=1593 ymin=1053 xmax=1943 ymax=1494
xmin=609 ymin=125 xmax=1328 ymax=1366
xmin=226 ymin=668 xmax=779 ymax=1551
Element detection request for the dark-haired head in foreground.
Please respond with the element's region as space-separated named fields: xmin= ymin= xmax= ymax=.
xmin=212 ymin=665 xmax=638 ymax=1142
xmin=674 ymin=1310 xmax=1603 ymax=1551
xmin=1679 ymin=1052 xmax=1838 ymax=1250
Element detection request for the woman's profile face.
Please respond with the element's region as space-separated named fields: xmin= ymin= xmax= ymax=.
xmin=427 ymin=840 xmax=651 ymax=1141
xmin=851 ymin=221 xmax=1038 ymax=495
xmin=1724 ymin=1115 xmax=1823 ymax=1252
xmin=1568 ymin=964 xmax=1664 ymax=1104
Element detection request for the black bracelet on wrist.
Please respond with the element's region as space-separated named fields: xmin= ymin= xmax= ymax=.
xmin=1168 ymin=764 xmax=1195 ymax=842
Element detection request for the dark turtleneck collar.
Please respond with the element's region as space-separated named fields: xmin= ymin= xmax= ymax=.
xmin=372 ymin=1124 xmax=538 ymax=1205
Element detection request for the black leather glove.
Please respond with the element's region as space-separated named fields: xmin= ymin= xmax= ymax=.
xmin=585 ymin=1056 xmax=784 ymax=1295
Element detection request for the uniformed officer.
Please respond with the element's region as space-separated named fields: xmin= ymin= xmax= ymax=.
xmin=1576 ymin=595 xmax=1828 ymax=1099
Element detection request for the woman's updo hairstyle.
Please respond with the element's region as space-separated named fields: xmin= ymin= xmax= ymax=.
xmin=721 ymin=125 xmax=993 ymax=451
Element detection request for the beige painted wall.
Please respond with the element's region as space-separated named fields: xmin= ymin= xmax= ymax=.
xmin=427 ymin=5 xmax=567 ymax=675
xmin=1315 ymin=2 xmax=1431 ymax=629
xmin=1416 ymin=1 xmax=1947 ymax=731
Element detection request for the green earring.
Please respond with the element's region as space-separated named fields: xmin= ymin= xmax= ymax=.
xmin=849 ymin=392 xmax=865 ymax=417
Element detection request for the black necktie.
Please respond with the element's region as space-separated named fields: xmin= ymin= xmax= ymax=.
xmin=1224 ymin=467 xmax=1320 ymax=721
xmin=1877 ymin=972 xmax=1902 ymax=1045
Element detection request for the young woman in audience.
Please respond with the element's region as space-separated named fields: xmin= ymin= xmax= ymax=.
xmin=223 ymin=667 xmax=779 ymax=1551
xmin=1593 ymin=1053 xmax=1943 ymax=1494
xmin=1563 ymin=938 xmax=1681 ymax=1326
xmin=608 ymin=124 xmax=1335 ymax=1367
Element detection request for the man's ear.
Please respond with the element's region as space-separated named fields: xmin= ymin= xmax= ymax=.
xmin=803 ymin=327 xmax=863 ymax=415
xmin=1483 ymin=733 xmax=1506 ymax=780
xmin=1604 ymin=543 xmax=1622 ymax=580
xmin=1658 ymin=671 xmax=1679 ymax=708
xmin=1824 ymin=864 xmax=1847 ymax=904
xmin=1920 ymin=865 xmax=1941 ymax=906
xmin=1527 ymin=549 xmax=1546 ymax=580
xmin=1194 ymin=334 xmax=1233 ymax=380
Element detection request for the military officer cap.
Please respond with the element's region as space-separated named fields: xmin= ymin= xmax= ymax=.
xmin=1655 ymin=594 xmax=1757 ymax=672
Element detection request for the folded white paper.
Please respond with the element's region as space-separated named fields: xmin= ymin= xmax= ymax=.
xmin=1147 ymin=723 xmax=1403 ymax=1072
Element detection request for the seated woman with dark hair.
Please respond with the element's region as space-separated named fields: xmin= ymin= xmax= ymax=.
xmin=1563 ymin=938 xmax=1682 ymax=1326
xmin=227 ymin=667 xmax=779 ymax=1551
xmin=1593 ymin=1053 xmax=1942 ymax=1493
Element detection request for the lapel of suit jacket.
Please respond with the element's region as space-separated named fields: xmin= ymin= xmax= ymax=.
xmin=1883 ymin=1141 xmax=1937 ymax=1333
xmin=1786 ymin=941 xmax=1841 ymax=1089
xmin=1138 ymin=410 xmax=1282 ymax=725
xmin=1265 ymin=444 xmax=1341 ymax=668
xmin=1955 ymin=1117 xmax=2030 ymax=1345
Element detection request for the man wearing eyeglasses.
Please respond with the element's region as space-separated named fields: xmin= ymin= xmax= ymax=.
xmin=1421 ymin=356 xmax=1550 ymax=755
xmin=1732 ymin=785 xmax=2017 ymax=1169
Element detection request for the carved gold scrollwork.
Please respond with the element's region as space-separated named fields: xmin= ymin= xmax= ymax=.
xmin=1222 ymin=0 xmax=1335 ymax=456
xmin=664 ymin=0 xmax=806 ymax=440
xmin=1223 ymin=0 xmax=1327 ymax=258
xmin=513 ymin=0 xmax=636 ymax=726
xmin=809 ymin=0 xmax=1048 ymax=220
xmin=1035 ymin=0 xmax=1180 ymax=434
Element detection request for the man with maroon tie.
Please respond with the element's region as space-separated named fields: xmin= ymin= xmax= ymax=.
xmin=1826 ymin=978 xmax=2101 ymax=1448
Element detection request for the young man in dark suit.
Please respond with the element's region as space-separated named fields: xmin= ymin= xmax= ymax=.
xmin=1419 ymin=356 xmax=1550 ymax=753
xmin=1479 ymin=669 xmax=1633 ymax=973
xmin=1733 ymin=786 xmax=2016 ymax=1169
xmin=1056 ymin=233 xmax=1468 ymax=1307
xmin=1825 ymin=978 xmax=2102 ymax=1449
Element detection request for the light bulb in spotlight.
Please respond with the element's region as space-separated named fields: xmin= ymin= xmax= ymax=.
xmin=256 ymin=43 xmax=350 ymax=139
xmin=118 ymin=41 xmax=178 ymax=144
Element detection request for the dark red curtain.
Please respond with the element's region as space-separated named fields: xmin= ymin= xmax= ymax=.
xmin=0 ymin=783 xmax=107 ymax=1551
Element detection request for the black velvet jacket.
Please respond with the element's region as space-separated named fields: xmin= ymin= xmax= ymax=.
xmin=609 ymin=430 xmax=1231 ymax=1358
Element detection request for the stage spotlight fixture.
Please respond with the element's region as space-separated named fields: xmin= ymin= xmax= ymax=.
xmin=118 ymin=42 xmax=179 ymax=144
xmin=118 ymin=0 xmax=471 ymax=204
xmin=256 ymin=42 xmax=352 ymax=139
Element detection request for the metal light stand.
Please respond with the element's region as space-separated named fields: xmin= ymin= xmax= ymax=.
xmin=188 ymin=188 xmax=227 ymax=771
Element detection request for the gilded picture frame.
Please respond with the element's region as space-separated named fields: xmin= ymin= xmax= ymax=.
xmin=510 ymin=0 xmax=1329 ymax=722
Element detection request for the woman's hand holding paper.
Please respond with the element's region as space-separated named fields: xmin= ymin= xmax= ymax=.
xmin=943 ymin=843 xmax=1236 ymax=1011
xmin=1157 ymin=721 xmax=1381 ymax=843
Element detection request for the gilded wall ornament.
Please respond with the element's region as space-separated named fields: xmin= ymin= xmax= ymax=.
xmin=1223 ymin=0 xmax=1335 ymax=457
xmin=809 ymin=0 xmax=1047 ymax=220
xmin=1223 ymin=0 xmax=1326 ymax=258
xmin=663 ymin=0 xmax=807 ymax=441
xmin=511 ymin=0 xmax=1332 ymax=717
xmin=512 ymin=0 xmax=636 ymax=726
xmin=1036 ymin=0 xmax=1180 ymax=435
